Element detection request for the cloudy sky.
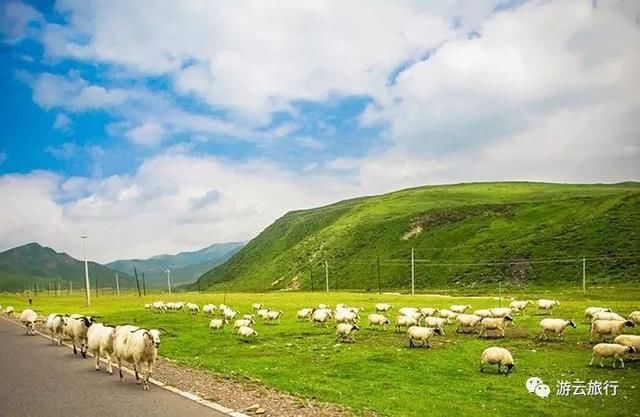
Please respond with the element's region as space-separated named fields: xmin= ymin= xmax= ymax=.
xmin=1 ymin=0 xmax=639 ymax=262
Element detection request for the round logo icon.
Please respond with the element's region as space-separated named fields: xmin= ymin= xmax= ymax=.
xmin=534 ymin=383 xmax=551 ymax=398
xmin=526 ymin=376 xmax=543 ymax=393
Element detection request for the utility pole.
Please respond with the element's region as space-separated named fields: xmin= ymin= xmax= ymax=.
xmin=582 ymin=257 xmax=586 ymax=295
xmin=411 ymin=247 xmax=415 ymax=296
xmin=310 ymin=264 xmax=314 ymax=292
xmin=115 ymin=273 xmax=120 ymax=295
xmin=165 ymin=268 xmax=172 ymax=295
xmin=80 ymin=235 xmax=90 ymax=306
xmin=377 ymin=256 xmax=381 ymax=294
xmin=142 ymin=272 xmax=147 ymax=296
xmin=325 ymin=260 xmax=329 ymax=293
xmin=134 ymin=267 xmax=142 ymax=297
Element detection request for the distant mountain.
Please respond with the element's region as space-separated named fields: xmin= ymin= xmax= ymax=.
xmin=107 ymin=242 xmax=244 ymax=287
xmin=0 ymin=242 xmax=135 ymax=292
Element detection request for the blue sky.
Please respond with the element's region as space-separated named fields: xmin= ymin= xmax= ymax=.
xmin=0 ymin=0 xmax=638 ymax=262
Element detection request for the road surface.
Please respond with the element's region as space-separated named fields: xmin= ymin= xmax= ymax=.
xmin=0 ymin=318 xmax=227 ymax=417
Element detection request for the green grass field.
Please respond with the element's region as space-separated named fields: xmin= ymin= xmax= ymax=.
xmin=1 ymin=288 xmax=639 ymax=417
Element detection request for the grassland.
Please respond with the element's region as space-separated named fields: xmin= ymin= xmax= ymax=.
xmin=197 ymin=182 xmax=640 ymax=291
xmin=2 ymin=287 xmax=639 ymax=417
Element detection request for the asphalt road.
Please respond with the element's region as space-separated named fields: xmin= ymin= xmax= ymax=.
xmin=0 ymin=318 xmax=227 ymax=417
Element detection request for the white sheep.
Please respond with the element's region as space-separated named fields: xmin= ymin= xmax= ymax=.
xmin=424 ymin=316 xmax=449 ymax=330
xmin=336 ymin=323 xmax=359 ymax=343
xmin=539 ymin=318 xmax=576 ymax=341
xmin=219 ymin=303 xmax=229 ymax=312
xmin=209 ymin=318 xmax=227 ymax=331
xmin=242 ymin=314 xmax=255 ymax=321
xmin=336 ymin=303 xmax=347 ymax=310
xmin=536 ymin=299 xmax=559 ymax=314
xmin=591 ymin=311 xmax=626 ymax=322
xmin=479 ymin=316 xmax=513 ymax=338
xmin=474 ymin=309 xmax=492 ymax=318
xmin=335 ymin=310 xmax=358 ymax=325
xmin=584 ymin=307 xmax=611 ymax=319
xmin=237 ymin=325 xmax=257 ymax=342
xmin=456 ymin=314 xmax=483 ymax=334
xmin=63 ymin=315 xmax=96 ymax=357
xmin=375 ymin=303 xmax=393 ymax=313
xmin=407 ymin=325 xmax=442 ymax=348
xmin=395 ymin=315 xmax=419 ymax=333
xmin=419 ymin=307 xmax=439 ymax=317
xmin=347 ymin=306 xmax=364 ymax=317
xmin=144 ymin=303 xmax=151 ymax=310
xmin=628 ymin=311 xmax=640 ymax=324
xmin=45 ymin=313 xmax=65 ymax=344
xmin=113 ymin=325 xmax=161 ymax=390
xmin=296 ymin=308 xmax=315 ymax=321
xmin=264 ymin=310 xmax=283 ymax=324
xmin=589 ymin=343 xmax=637 ymax=368
xmin=367 ymin=313 xmax=390 ymax=330
xmin=252 ymin=303 xmax=264 ymax=311
xmin=5 ymin=306 xmax=15 ymax=317
xmin=438 ymin=309 xmax=459 ymax=320
xmin=450 ymin=304 xmax=471 ymax=314
xmin=590 ymin=320 xmax=635 ymax=342
xmin=480 ymin=347 xmax=514 ymax=374
xmin=490 ymin=307 xmax=513 ymax=318
xmin=312 ymin=308 xmax=333 ymax=326
xmin=87 ymin=323 xmax=116 ymax=374
xmin=234 ymin=318 xmax=254 ymax=331
xmin=186 ymin=303 xmax=199 ymax=314
xmin=223 ymin=308 xmax=238 ymax=321
xmin=399 ymin=307 xmax=420 ymax=317
xmin=203 ymin=304 xmax=217 ymax=315
xmin=152 ymin=301 xmax=167 ymax=314
xmin=614 ymin=334 xmax=640 ymax=350
xmin=19 ymin=309 xmax=39 ymax=335
xmin=317 ymin=304 xmax=329 ymax=309
xmin=256 ymin=308 xmax=271 ymax=319
xmin=509 ymin=300 xmax=532 ymax=314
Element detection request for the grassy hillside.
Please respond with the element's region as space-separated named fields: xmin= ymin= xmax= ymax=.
xmin=0 ymin=242 xmax=135 ymax=292
xmin=197 ymin=182 xmax=640 ymax=291
xmin=107 ymin=242 xmax=244 ymax=287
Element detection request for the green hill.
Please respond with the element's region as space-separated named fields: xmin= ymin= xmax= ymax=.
xmin=0 ymin=242 xmax=135 ymax=292
xmin=107 ymin=242 xmax=244 ymax=287
xmin=196 ymin=182 xmax=640 ymax=291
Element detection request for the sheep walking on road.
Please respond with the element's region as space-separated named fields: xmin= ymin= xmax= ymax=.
xmin=45 ymin=314 xmax=65 ymax=345
xmin=19 ymin=309 xmax=39 ymax=335
xmin=87 ymin=323 xmax=116 ymax=374
xmin=113 ymin=325 xmax=161 ymax=390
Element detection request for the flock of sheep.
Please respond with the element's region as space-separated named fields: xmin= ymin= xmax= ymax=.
xmin=4 ymin=297 xmax=639 ymax=380
xmin=3 ymin=304 xmax=161 ymax=390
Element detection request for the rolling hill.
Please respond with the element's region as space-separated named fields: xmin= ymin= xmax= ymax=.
xmin=107 ymin=242 xmax=244 ymax=287
xmin=196 ymin=182 xmax=640 ymax=291
xmin=0 ymin=242 xmax=135 ymax=292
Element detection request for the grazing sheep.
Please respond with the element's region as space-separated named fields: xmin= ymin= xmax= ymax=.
xmin=19 ymin=309 xmax=39 ymax=335
xmin=252 ymin=303 xmax=264 ymax=311
xmin=590 ymin=320 xmax=635 ymax=342
xmin=64 ymin=315 xmax=96 ymax=357
xmin=584 ymin=307 xmax=611 ymax=319
xmin=509 ymin=300 xmax=532 ymax=314
xmin=399 ymin=307 xmax=420 ymax=317
xmin=614 ymin=334 xmax=640 ymax=350
xmin=45 ymin=313 xmax=66 ymax=344
xmin=479 ymin=316 xmax=513 ymax=338
xmin=113 ymin=326 xmax=161 ymax=390
xmin=219 ymin=304 xmax=229 ymax=312
xmin=375 ymin=303 xmax=393 ymax=313
xmin=256 ymin=308 xmax=271 ymax=319
xmin=438 ymin=309 xmax=459 ymax=320
xmin=264 ymin=310 xmax=283 ymax=324
xmin=347 ymin=307 xmax=364 ymax=317
xmin=234 ymin=318 xmax=254 ymax=331
xmin=152 ymin=301 xmax=167 ymax=314
xmin=628 ymin=311 xmax=640 ymax=324
xmin=589 ymin=343 xmax=636 ymax=368
xmin=87 ymin=323 xmax=116 ymax=373
xmin=480 ymin=347 xmax=514 ymax=374
xmin=490 ymin=307 xmax=513 ymax=318
xmin=591 ymin=311 xmax=626 ymax=322
xmin=203 ymin=304 xmax=217 ymax=315
xmin=367 ymin=313 xmax=390 ymax=330
xmin=336 ymin=303 xmax=347 ymax=310
xmin=474 ymin=309 xmax=492 ymax=318
xmin=223 ymin=308 xmax=238 ymax=321
xmin=456 ymin=314 xmax=483 ymax=334
xmin=536 ymin=299 xmax=559 ymax=314
xmin=242 ymin=314 xmax=255 ymax=321
xmin=417 ymin=308 xmax=437 ymax=317
xmin=5 ymin=306 xmax=15 ymax=317
xmin=186 ymin=303 xmax=199 ymax=315
xmin=311 ymin=309 xmax=332 ymax=326
xmin=395 ymin=315 xmax=419 ymax=333
xmin=407 ymin=326 xmax=442 ymax=348
xmin=539 ymin=319 xmax=576 ymax=341
xmin=424 ymin=316 xmax=449 ymax=334
xmin=335 ymin=310 xmax=358 ymax=325
xmin=237 ymin=325 xmax=257 ymax=342
xmin=209 ymin=318 xmax=227 ymax=331
xmin=144 ymin=304 xmax=151 ymax=310
xmin=296 ymin=308 xmax=315 ymax=321
xmin=450 ymin=304 xmax=471 ymax=314
xmin=336 ymin=323 xmax=360 ymax=343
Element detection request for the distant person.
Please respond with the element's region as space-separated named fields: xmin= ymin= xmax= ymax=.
xmin=28 ymin=298 xmax=32 ymax=306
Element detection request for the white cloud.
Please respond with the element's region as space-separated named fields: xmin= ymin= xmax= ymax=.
xmin=52 ymin=114 xmax=72 ymax=130
xmin=0 ymin=1 xmax=41 ymax=41
xmin=124 ymin=121 xmax=166 ymax=146
xmin=294 ymin=136 xmax=324 ymax=151
xmin=0 ymin=151 xmax=7 ymax=165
